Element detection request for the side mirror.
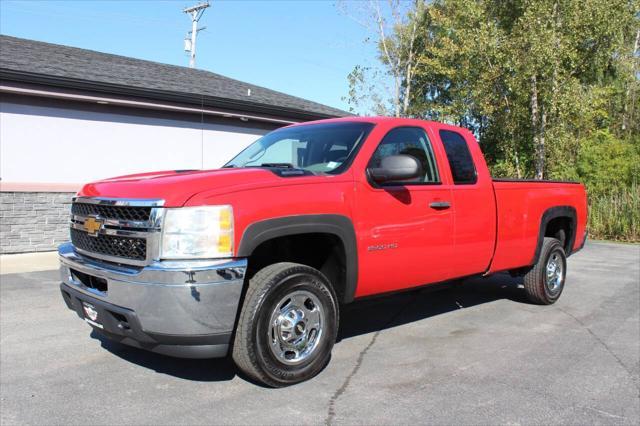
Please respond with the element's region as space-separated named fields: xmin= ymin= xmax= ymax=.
xmin=368 ymin=154 xmax=422 ymax=184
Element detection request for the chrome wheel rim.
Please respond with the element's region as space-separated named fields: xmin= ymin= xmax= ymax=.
xmin=268 ymin=290 xmax=324 ymax=365
xmin=545 ymin=251 xmax=564 ymax=293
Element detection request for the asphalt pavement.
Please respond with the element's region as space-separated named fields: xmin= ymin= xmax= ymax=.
xmin=1 ymin=241 xmax=639 ymax=425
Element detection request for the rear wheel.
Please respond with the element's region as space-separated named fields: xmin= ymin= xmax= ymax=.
xmin=232 ymin=262 xmax=338 ymax=387
xmin=523 ymin=237 xmax=567 ymax=305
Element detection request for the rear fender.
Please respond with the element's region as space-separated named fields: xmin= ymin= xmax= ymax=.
xmin=531 ymin=206 xmax=577 ymax=265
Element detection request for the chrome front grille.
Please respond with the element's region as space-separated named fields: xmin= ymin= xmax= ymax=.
xmin=69 ymin=197 xmax=164 ymax=266
xmin=70 ymin=228 xmax=147 ymax=261
xmin=71 ymin=203 xmax=151 ymax=222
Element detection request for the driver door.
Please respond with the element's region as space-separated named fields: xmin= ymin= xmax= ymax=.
xmin=354 ymin=126 xmax=455 ymax=297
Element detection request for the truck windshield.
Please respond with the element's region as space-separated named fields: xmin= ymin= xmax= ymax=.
xmin=224 ymin=122 xmax=375 ymax=174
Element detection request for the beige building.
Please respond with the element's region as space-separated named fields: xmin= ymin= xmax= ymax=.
xmin=0 ymin=35 xmax=348 ymax=253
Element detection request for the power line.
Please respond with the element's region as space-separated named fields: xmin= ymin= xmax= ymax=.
xmin=183 ymin=1 xmax=210 ymax=68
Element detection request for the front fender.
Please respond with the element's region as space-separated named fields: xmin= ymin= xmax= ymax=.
xmin=237 ymin=214 xmax=358 ymax=303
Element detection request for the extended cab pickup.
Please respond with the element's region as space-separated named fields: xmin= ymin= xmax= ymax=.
xmin=59 ymin=117 xmax=587 ymax=386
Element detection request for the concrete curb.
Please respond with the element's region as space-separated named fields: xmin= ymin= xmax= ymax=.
xmin=0 ymin=251 xmax=59 ymax=275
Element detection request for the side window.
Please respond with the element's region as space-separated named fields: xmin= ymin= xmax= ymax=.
xmin=439 ymin=130 xmax=477 ymax=184
xmin=368 ymin=127 xmax=439 ymax=184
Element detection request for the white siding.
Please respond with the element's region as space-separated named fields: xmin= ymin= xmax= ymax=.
xmin=0 ymin=99 xmax=268 ymax=183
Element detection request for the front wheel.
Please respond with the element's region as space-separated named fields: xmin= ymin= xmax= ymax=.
xmin=232 ymin=262 xmax=339 ymax=387
xmin=523 ymin=237 xmax=567 ymax=305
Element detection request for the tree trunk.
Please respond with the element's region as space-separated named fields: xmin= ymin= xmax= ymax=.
xmin=402 ymin=46 xmax=414 ymax=117
xmin=372 ymin=0 xmax=401 ymax=117
xmin=394 ymin=75 xmax=401 ymax=117
xmin=401 ymin=2 xmax=420 ymax=117
xmin=623 ymin=29 xmax=639 ymax=131
xmin=551 ymin=1 xmax=560 ymax=120
xmin=540 ymin=106 xmax=546 ymax=180
xmin=531 ymin=75 xmax=544 ymax=180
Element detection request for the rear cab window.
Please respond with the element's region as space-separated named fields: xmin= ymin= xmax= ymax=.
xmin=439 ymin=130 xmax=477 ymax=184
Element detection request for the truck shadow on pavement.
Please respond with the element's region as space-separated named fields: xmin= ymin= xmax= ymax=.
xmin=90 ymin=273 xmax=528 ymax=382
xmin=91 ymin=331 xmax=238 ymax=382
xmin=337 ymin=272 xmax=529 ymax=341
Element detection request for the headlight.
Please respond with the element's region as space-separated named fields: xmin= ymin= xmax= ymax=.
xmin=160 ymin=205 xmax=234 ymax=259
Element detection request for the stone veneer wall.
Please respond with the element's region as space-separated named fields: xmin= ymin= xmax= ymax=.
xmin=0 ymin=192 xmax=73 ymax=254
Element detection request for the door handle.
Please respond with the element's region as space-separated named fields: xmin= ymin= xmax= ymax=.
xmin=429 ymin=201 xmax=451 ymax=210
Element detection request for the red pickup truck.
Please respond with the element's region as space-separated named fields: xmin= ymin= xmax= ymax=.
xmin=59 ymin=117 xmax=587 ymax=386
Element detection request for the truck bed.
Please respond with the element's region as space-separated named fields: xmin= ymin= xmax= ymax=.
xmin=488 ymin=179 xmax=588 ymax=273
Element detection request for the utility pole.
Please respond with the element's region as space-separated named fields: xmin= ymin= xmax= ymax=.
xmin=183 ymin=1 xmax=210 ymax=68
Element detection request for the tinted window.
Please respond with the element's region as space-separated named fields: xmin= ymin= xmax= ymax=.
xmin=369 ymin=127 xmax=439 ymax=184
xmin=440 ymin=130 xmax=477 ymax=184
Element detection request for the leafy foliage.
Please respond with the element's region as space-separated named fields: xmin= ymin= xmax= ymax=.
xmin=588 ymin=184 xmax=639 ymax=242
xmin=346 ymin=0 xmax=639 ymax=240
xmin=577 ymin=130 xmax=640 ymax=195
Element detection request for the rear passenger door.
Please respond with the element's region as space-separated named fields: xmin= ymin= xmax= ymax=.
xmin=437 ymin=129 xmax=496 ymax=277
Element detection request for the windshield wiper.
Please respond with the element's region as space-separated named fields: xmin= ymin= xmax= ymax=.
xmin=259 ymin=163 xmax=295 ymax=168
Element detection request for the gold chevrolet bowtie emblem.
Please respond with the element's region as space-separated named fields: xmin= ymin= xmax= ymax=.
xmin=83 ymin=217 xmax=103 ymax=237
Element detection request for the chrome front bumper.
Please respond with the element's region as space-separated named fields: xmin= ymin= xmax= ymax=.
xmin=58 ymin=242 xmax=246 ymax=358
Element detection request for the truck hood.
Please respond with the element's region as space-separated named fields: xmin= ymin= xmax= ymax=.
xmin=78 ymin=168 xmax=283 ymax=206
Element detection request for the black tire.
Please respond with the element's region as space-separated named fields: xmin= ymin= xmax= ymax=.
xmin=232 ymin=262 xmax=339 ymax=387
xmin=523 ymin=237 xmax=567 ymax=305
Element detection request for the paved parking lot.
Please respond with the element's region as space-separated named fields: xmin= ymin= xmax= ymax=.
xmin=1 ymin=241 xmax=639 ymax=425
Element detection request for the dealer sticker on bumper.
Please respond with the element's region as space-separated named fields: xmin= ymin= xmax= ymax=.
xmin=82 ymin=302 xmax=103 ymax=329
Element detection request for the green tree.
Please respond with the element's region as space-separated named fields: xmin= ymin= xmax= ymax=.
xmin=340 ymin=0 xmax=425 ymax=116
xmin=344 ymin=0 xmax=639 ymax=240
xmin=347 ymin=0 xmax=638 ymax=176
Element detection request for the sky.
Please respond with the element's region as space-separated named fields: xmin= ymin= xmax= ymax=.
xmin=0 ymin=0 xmax=378 ymax=112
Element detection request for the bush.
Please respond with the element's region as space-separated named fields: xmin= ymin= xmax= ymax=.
xmin=577 ymin=130 xmax=640 ymax=197
xmin=573 ymin=130 xmax=638 ymax=242
xmin=588 ymin=184 xmax=639 ymax=242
